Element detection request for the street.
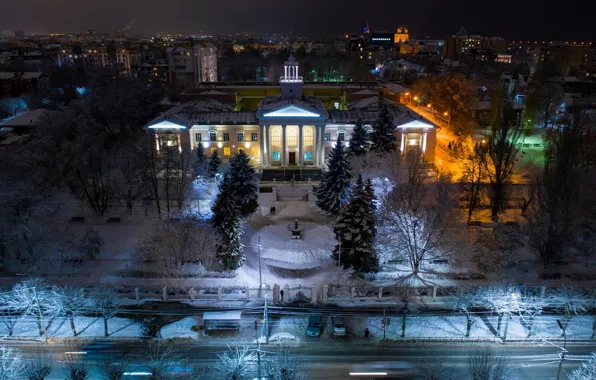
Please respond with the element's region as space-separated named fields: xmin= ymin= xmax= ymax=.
xmin=10 ymin=339 xmax=595 ymax=379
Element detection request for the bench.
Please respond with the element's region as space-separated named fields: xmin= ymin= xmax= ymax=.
xmin=106 ymin=217 xmax=121 ymax=223
xmin=70 ymin=216 xmax=85 ymax=223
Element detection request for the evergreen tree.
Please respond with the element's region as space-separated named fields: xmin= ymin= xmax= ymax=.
xmin=228 ymin=150 xmax=259 ymax=218
xmin=211 ymin=174 xmax=244 ymax=270
xmin=316 ymin=137 xmax=352 ymax=215
xmin=332 ymin=175 xmax=378 ymax=273
xmin=364 ymin=177 xmax=377 ymax=238
xmin=347 ymin=118 xmax=368 ymax=157
xmin=192 ymin=143 xmax=207 ymax=178
xmin=207 ymin=149 xmax=222 ymax=179
xmin=370 ymin=105 xmax=397 ymax=154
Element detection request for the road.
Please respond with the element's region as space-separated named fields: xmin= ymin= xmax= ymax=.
xmin=10 ymin=340 xmax=595 ymax=379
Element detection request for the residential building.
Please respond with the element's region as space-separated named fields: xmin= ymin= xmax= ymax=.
xmin=166 ymin=43 xmax=218 ymax=86
xmin=0 ymin=72 xmax=49 ymax=98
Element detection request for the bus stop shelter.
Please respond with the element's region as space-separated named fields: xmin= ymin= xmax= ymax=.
xmin=203 ymin=311 xmax=242 ymax=334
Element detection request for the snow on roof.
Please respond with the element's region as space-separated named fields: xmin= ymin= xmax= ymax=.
xmin=383 ymin=83 xmax=410 ymax=94
xmin=203 ymin=311 xmax=242 ymax=320
xmin=351 ymin=89 xmax=380 ymax=95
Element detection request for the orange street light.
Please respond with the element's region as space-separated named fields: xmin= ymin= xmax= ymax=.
xmin=427 ymin=103 xmax=432 ymax=108
xmin=405 ymin=92 xmax=410 ymax=96
xmin=414 ymin=96 xmax=418 ymax=100
xmin=443 ymin=112 xmax=448 ymax=116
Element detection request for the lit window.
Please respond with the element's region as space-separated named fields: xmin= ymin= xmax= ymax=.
xmin=303 ymin=127 xmax=314 ymax=146
xmin=195 ymin=133 xmax=202 ymax=142
xmin=224 ymin=147 xmax=231 ymax=156
xmin=271 ymin=127 xmax=282 ymax=146
xmin=324 ymin=133 xmax=331 ymax=142
xmin=209 ymin=131 xmax=217 ymax=142
xmin=210 ymin=147 xmax=217 ymax=154
xmin=304 ymin=152 xmax=312 ymax=161
xmin=251 ymin=147 xmax=259 ymax=157
xmin=338 ymin=131 xmax=345 ymax=142
xmin=237 ymin=131 xmax=244 ymax=142
xmin=251 ymin=133 xmax=258 ymax=142
xmin=287 ymin=126 xmax=298 ymax=147
xmin=272 ymin=151 xmax=281 ymax=161
xmin=334 ymin=102 xmax=340 ymax=110
xmin=223 ymin=133 xmax=230 ymax=142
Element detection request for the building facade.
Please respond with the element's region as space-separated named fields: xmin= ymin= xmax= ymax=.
xmin=166 ymin=44 xmax=218 ymax=86
xmin=147 ymin=55 xmax=438 ymax=166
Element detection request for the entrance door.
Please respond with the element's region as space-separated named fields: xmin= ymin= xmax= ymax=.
xmin=288 ymin=152 xmax=296 ymax=165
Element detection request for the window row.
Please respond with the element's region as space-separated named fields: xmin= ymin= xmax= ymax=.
xmin=269 ymin=126 xmax=315 ymax=147
xmin=195 ymin=131 xmax=258 ymax=143
xmin=204 ymin=146 xmax=259 ymax=157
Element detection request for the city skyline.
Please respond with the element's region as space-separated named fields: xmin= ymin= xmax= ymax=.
xmin=1 ymin=0 xmax=595 ymax=40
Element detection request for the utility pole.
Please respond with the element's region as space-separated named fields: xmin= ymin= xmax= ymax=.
xmin=555 ymin=319 xmax=567 ymax=380
xmin=255 ymin=320 xmax=262 ymax=380
xmin=264 ymin=294 xmax=269 ymax=344
xmin=258 ymin=236 xmax=263 ymax=298
xmin=383 ymin=306 xmax=387 ymax=340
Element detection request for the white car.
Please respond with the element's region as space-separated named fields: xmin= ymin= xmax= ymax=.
xmin=333 ymin=317 xmax=346 ymax=336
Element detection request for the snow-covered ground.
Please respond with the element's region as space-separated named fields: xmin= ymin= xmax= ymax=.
xmin=0 ymin=316 xmax=143 ymax=339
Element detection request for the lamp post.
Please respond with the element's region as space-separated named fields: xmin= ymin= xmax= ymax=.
xmin=443 ymin=112 xmax=451 ymax=128
xmin=405 ymin=92 xmax=410 ymax=105
xmin=414 ymin=96 xmax=420 ymax=110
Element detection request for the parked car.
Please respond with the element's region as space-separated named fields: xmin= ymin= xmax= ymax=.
xmin=333 ymin=317 xmax=346 ymax=336
xmin=306 ymin=314 xmax=323 ymax=337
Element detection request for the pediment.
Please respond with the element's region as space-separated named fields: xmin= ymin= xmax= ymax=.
xmin=262 ymin=105 xmax=321 ymax=118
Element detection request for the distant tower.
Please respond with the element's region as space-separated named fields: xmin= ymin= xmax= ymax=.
xmin=280 ymin=52 xmax=303 ymax=100
xmin=394 ymin=26 xmax=409 ymax=44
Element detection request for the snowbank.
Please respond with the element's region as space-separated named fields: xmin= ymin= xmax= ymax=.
xmin=160 ymin=317 xmax=199 ymax=339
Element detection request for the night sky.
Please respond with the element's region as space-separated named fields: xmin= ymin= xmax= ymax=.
xmin=2 ymin=0 xmax=595 ymax=40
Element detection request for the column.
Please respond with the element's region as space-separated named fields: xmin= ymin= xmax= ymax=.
xmin=422 ymin=132 xmax=428 ymax=153
xmin=298 ymin=125 xmax=303 ymax=167
xmin=265 ymin=125 xmax=270 ymax=166
xmin=319 ymin=125 xmax=326 ymax=165
xmin=400 ymin=132 xmax=406 ymax=154
xmin=259 ymin=125 xmax=265 ymax=167
xmin=282 ymin=125 xmax=287 ymax=166
xmin=313 ymin=126 xmax=319 ymax=166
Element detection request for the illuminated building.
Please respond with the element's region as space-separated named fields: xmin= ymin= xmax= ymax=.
xmin=394 ymin=26 xmax=409 ymax=44
xmin=146 ymin=55 xmax=438 ymax=166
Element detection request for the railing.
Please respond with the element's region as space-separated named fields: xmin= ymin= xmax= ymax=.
xmin=280 ymin=76 xmax=303 ymax=82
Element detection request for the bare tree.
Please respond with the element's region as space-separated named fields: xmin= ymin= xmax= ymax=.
xmin=54 ymin=285 xmax=87 ymax=336
xmin=548 ymin=286 xmax=588 ymax=337
xmin=479 ymin=100 xmax=522 ymax=223
xmin=210 ymin=346 xmax=257 ymax=380
xmin=136 ymin=343 xmax=183 ymax=379
xmin=171 ymin=149 xmax=194 ymax=211
xmin=77 ymin=228 xmax=104 ymax=261
xmin=11 ymin=278 xmax=60 ymax=338
xmin=263 ymin=346 xmax=307 ymax=380
xmin=63 ymin=354 xmax=88 ymax=380
xmin=478 ymin=285 xmax=521 ymax=340
xmin=96 ymin=352 xmax=130 ymax=380
xmin=417 ymin=359 xmax=454 ymax=380
xmin=460 ymin=145 xmax=487 ymax=225
xmin=569 ymin=352 xmax=596 ymax=380
xmin=136 ymin=216 xmax=216 ymax=271
xmin=452 ymin=286 xmax=480 ymax=338
xmin=519 ymin=292 xmax=547 ymax=338
xmin=93 ymin=287 xmax=119 ymax=337
xmin=467 ymin=347 xmax=511 ymax=380
xmin=379 ymin=155 xmax=455 ymax=276
xmin=114 ymin=141 xmax=149 ymax=214
xmin=24 ymin=347 xmax=52 ymax=380
xmin=0 ymin=290 xmax=24 ymax=337
xmin=0 ymin=345 xmax=24 ymax=380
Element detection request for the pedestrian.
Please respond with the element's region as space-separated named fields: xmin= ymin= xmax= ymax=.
xmin=280 ymin=289 xmax=284 ymax=302
xmin=364 ymin=327 xmax=370 ymax=339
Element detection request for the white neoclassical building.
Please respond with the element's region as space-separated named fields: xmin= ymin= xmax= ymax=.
xmin=146 ymin=54 xmax=438 ymax=168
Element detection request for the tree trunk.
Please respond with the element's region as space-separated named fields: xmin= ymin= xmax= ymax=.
xmin=503 ymin=315 xmax=509 ymax=341
xmin=70 ymin=316 xmax=78 ymax=337
xmin=496 ymin=314 xmax=502 ymax=337
xmin=36 ymin=314 xmax=44 ymax=336
xmin=591 ymin=317 xmax=595 ymax=339
xmin=527 ymin=315 xmax=535 ymax=338
xmin=104 ymin=316 xmax=109 ymax=337
xmin=401 ymin=313 xmax=407 ymax=338
xmin=466 ymin=317 xmax=472 ymax=338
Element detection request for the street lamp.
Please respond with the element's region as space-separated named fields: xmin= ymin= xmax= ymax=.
xmin=414 ymin=96 xmax=420 ymax=110
xmin=444 ymin=112 xmax=451 ymax=128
